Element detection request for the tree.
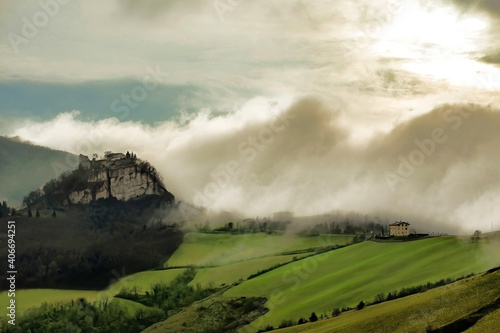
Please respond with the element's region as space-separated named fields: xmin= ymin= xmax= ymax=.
xmin=297 ymin=318 xmax=306 ymax=324
xmin=28 ymin=209 xmax=32 ymax=217
xmin=374 ymin=293 xmax=385 ymax=303
xmin=357 ymin=301 xmax=365 ymax=310
xmin=309 ymin=312 xmax=318 ymax=322
xmin=0 ymin=201 xmax=8 ymax=217
xmin=36 ymin=209 xmax=40 ymax=217
xmin=472 ymin=230 xmax=481 ymax=242
xmin=332 ymin=308 xmax=341 ymax=317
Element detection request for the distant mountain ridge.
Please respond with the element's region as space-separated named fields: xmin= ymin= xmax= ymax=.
xmin=0 ymin=136 xmax=75 ymax=205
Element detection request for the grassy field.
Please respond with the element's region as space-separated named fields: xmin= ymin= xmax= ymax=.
xmin=224 ymin=237 xmax=500 ymax=330
xmin=0 ymin=252 xmax=303 ymax=316
xmin=274 ymin=268 xmax=500 ymax=332
xmin=0 ymin=289 xmax=101 ymax=316
xmin=0 ymin=268 xmax=186 ymax=316
xmin=115 ymin=268 xmax=186 ymax=293
xmin=5 ymin=234 xmax=499 ymax=332
xmin=109 ymin=297 xmax=154 ymax=315
xmin=464 ymin=308 xmax=500 ymax=333
xmin=165 ymin=232 xmax=353 ymax=267
xmin=190 ymin=254 xmax=309 ymax=288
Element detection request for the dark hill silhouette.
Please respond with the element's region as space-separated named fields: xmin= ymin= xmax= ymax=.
xmin=0 ymin=136 xmax=75 ymax=205
xmin=0 ymin=153 xmax=181 ymax=290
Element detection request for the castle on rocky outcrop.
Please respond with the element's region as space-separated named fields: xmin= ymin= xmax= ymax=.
xmin=78 ymin=151 xmax=136 ymax=171
xmin=69 ymin=152 xmax=171 ymax=204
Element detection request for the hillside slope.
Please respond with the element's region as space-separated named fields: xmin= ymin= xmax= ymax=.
xmin=0 ymin=136 xmax=75 ymax=204
xmin=225 ymin=237 xmax=500 ymax=330
xmin=276 ymin=267 xmax=500 ymax=333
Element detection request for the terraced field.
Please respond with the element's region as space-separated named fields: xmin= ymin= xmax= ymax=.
xmin=0 ymin=233 xmax=341 ymax=316
xmin=190 ymin=254 xmax=309 ymax=288
xmin=4 ymin=234 xmax=499 ymax=333
xmin=275 ymin=267 xmax=500 ymax=332
xmin=224 ymin=237 xmax=500 ymax=330
xmin=165 ymin=232 xmax=353 ymax=267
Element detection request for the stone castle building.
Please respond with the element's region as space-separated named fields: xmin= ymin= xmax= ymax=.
xmin=70 ymin=152 xmax=168 ymax=204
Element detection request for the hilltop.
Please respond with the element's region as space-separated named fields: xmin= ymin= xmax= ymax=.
xmin=276 ymin=266 xmax=500 ymax=332
xmin=23 ymin=151 xmax=174 ymax=209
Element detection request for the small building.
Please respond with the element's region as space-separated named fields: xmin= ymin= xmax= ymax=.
xmin=390 ymin=221 xmax=410 ymax=236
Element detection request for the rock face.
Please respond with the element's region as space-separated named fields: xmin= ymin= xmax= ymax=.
xmin=68 ymin=153 xmax=171 ymax=204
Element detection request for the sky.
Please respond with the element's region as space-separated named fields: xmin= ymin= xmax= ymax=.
xmin=1 ymin=0 xmax=500 ymax=233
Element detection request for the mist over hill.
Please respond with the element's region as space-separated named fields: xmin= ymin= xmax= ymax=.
xmin=10 ymin=100 xmax=500 ymax=234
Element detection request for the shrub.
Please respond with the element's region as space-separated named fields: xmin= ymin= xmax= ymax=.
xmin=332 ymin=308 xmax=341 ymax=317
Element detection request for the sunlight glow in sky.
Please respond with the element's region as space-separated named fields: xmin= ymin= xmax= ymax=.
xmin=1 ymin=0 xmax=500 ymax=232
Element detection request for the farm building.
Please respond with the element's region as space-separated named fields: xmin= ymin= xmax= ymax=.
xmin=390 ymin=221 xmax=410 ymax=236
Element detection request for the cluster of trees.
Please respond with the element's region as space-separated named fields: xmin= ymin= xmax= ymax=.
xmin=306 ymin=220 xmax=385 ymax=236
xmin=0 ymin=201 xmax=14 ymax=218
xmin=0 ymin=202 xmax=183 ymax=290
xmin=0 ymin=268 xmax=219 ymax=332
xmin=196 ymin=219 xmax=277 ymax=234
xmin=22 ymin=167 xmax=93 ymax=209
xmin=472 ymin=230 xmax=482 ymax=242
xmin=117 ymin=267 xmax=217 ymax=314
xmin=0 ymin=297 xmax=165 ymax=333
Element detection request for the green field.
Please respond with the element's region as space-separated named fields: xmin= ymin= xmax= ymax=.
xmin=116 ymin=268 xmax=187 ymax=293
xmin=165 ymin=232 xmax=353 ymax=267
xmin=0 ymin=268 xmax=186 ymax=316
xmin=464 ymin=308 xmax=500 ymax=333
xmin=5 ymin=234 xmax=499 ymax=332
xmin=275 ymin=268 xmax=500 ymax=332
xmin=190 ymin=254 xmax=309 ymax=288
xmin=224 ymin=237 xmax=500 ymax=330
xmin=0 ymin=289 xmax=101 ymax=316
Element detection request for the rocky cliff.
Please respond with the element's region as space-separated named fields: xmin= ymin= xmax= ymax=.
xmin=66 ymin=153 xmax=172 ymax=205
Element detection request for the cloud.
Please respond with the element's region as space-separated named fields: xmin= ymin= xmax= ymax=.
xmin=8 ymin=96 xmax=500 ymax=233
xmin=480 ymin=52 xmax=500 ymax=64
xmin=447 ymin=0 xmax=500 ymax=17
xmin=117 ymin=0 xmax=207 ymax=18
